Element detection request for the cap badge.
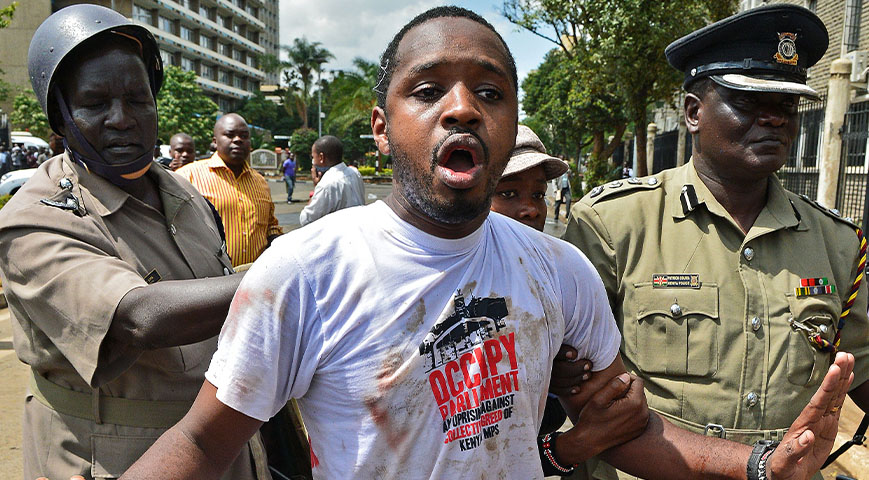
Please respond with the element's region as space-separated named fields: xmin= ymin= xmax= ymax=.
xmin=774 ymin=32 xmax=799 ymax=65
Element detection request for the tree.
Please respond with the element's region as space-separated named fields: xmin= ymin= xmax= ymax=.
xmin=156 ymin=66 xmax=219 ymax=155
xmin=324 ymin=58 xmax=378 ymax=132
xmin=505 ymin=0 xmax=736 ymax=178
xmin=521 ymin=49 xmax=626 ymax=191
xmin=237 ymin=91 xmax=302 ymax=137
xmin=10 ymin=91 xmax=50 ymax=140
xmin=321 ymin=57 xmax=379 ymax=164
xmin=0 ymin=2 xmax=18 ymax=103
xmin=263 ymin=38 xmax=334 ymax=130
xmin=289 ymin=127 xmax=318 ymax=171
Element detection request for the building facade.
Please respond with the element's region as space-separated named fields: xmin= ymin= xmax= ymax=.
xmin=0 ymin=0 xmax=278 ymax=114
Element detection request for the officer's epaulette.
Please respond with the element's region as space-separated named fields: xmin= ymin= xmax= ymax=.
xmin=794 ymin=194 xmax=858 ymax=229
xmin=582 ymin=177 xmax=662 ymax=205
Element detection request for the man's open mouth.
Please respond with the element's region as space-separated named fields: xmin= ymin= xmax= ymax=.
xmin=435 ymin=134 xmax=485 ymax=189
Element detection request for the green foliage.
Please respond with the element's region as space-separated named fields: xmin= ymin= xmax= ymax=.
xmin=0 ymin=194 xmax=11 ymax=210
xmin=358 ymin=166 xmax=393 ymax=177
xmin=289 ymin=127 xmax=318 ymax=171
xmin=505 ymin=0 xmax=736 ymax=180
xmin=324 ymin=58 xmax=378 ymax=132
xmin=237 ymin=91 xmax=301 ymax=137
xmin=321 ymin=58 xmax=380 ymax=164
xmin=0 ymin=2 xmax=16 ymax=29
xmin=156 ymin=66 xmax=219 ymax=155
xmin=10 ymin=91 xmax=50 ymax=140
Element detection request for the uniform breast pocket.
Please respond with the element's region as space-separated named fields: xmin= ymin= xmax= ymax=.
xmin=785 ymin=293 xmax=840 ymax=387
xmin=633 ymin=283 xmax=720 ymax=377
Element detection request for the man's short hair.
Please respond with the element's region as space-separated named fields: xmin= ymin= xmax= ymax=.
xmin=374 ymin=6 xmax=518 ymax=110
xmin=313 ymin=135 xmax=343 ymax=164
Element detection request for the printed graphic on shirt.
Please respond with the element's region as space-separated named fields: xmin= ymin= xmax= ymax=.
xmin=420 ymin=290 xmax=518 ymax=452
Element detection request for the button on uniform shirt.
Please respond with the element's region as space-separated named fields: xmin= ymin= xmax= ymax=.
xmin=564 ymin=162 xmax=869 ymax=479
xmin=299 ymin=162 xmax=365 ymax=226
xmin=177 ymin=153 xmax=282 ymax=266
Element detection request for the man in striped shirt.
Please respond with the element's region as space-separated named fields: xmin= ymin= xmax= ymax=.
xmin=177 ymin=113 xmax=282 ymax=266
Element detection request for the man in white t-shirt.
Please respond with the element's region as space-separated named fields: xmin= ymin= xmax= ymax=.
xmin=299 ymin=135 xmax=366 ymax=225
xmin=123 ymin=6 xmax=855 ymax=480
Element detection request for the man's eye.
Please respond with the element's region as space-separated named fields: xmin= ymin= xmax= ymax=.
xmin=478 ymin=88 xmax=502 ymax=101
xmin=413 ymin=86 xmax=442 ymax=101
xmin=498 ymin=191 xmax=517 ymax=199
xmin=532 ymin=192 xmax=545 ymax=200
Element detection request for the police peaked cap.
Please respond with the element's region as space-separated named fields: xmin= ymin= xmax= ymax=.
xmin=665 ymin=4 xmax=828 ymax=100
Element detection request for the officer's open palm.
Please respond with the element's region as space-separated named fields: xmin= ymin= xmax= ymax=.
xmin=767 ymin=351 xmax=855 ymax=480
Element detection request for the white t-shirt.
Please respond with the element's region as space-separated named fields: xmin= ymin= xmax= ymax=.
xmin=206 ymin=201 xmax=620 ymax=479
xmin=299 ymin=162 xmax=365 ymax=226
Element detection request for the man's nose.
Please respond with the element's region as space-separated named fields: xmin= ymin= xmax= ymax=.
xmin=757 ymin=107 xmax=788 ymax=127
xmin=104 ymin=99 xmax=135 ymax=130
xmin=517 ymin=199 xmax=541 ymax=219
xmin=440 ymin=84 xmax=481 ymax=129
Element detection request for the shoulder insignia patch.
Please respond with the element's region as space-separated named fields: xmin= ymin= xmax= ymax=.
xmin=39 ymin=177 xmax=87 ymax=217
xmin=794 ymin=194 xmax=858 ymax=229
xmin=582 ymin=176 xmax=662 ymax=205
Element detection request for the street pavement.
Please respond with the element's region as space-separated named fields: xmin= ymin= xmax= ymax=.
xmin=0 ymin=178 xmax=865 ymax=477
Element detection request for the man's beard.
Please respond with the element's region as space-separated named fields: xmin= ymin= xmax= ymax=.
xmin=388 ymin=137 xmax=498 ymax=225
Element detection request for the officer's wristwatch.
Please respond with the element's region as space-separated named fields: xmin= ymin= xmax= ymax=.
xmin=747 ymin=439 xmax=779 ymax=480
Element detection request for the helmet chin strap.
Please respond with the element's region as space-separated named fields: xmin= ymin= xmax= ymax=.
xmin=53 ymin=84 xmax=154 ymax=187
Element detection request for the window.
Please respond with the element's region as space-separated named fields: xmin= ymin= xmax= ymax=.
xmin=201 ymin=64 xmax=215 ymax=80
xmin=219 ymin=43 xmax=231 ymax=57
xmin=181 ymin=57 xmax=195 ymax=72
xmin=199 ymin=5 xmax=215 ymax=21
xmin=160 ymin=49 xmax=175 ymax=66
xmin=233 ymin=49 xmax=244 ymax=62
xmin=807 ymin=0 xmax=817 ymax=12
xmin=220 ymin=71 xmax=231 ymax=85
xmin=844 ymin=0 xmax=863 ymax=53
xmin=221 ymin=16 xmax=231 ymax=29
xmin=246 ymin=5 xmax=257 ymax=17
xmin=133 ymin=5 xmax=153 ymax=24
xmin=199 ymin=35 xmax=214 ymax=50
xmin=180 ymin=25 xmax=195 ymax=42
xmin=246 ymin=55 xmax=256 ymax=67
xmin=234 ymin=76 xmax=245 ymax=89
xmin=176 ymin=0 xmax=191 ymax=9
xmin=159 ymin=16 xmax=174 ymax=35
xmin=219 ymin=98 xmax=233 ymax=113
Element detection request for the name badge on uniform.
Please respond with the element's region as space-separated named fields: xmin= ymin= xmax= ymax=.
xmin=652 ymin=274 xmax=700 ymax=288
xmin=795 ymin=277 xmax=835 ymax=296
xmin=144 ymin=269 xmax=162 ymax=284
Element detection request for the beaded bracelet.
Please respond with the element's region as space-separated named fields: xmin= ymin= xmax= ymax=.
xmin=538 ymin=432 xmax=578 ymax=477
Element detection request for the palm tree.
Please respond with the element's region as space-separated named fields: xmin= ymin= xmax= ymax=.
xmin=272 ymin=38 xmax=334 ymax=130
xmin=325 ymin=58 xmax=379 ymax=132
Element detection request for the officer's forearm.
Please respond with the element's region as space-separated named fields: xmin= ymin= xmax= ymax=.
xmin=109 ymin=273 xmax=245 ymax=350
xmin=599 ymin=412 xmax=750 ymax=479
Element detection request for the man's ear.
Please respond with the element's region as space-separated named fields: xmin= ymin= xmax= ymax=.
xmin=371 ymin=106 xmax=391 ymax=155
xmin=684 ymin=93 xmax=702 ymax=135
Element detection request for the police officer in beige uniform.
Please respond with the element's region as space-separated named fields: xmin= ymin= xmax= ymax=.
xmin=565 ymin=5 xmax=869 ymax=480
xmin=0 ymin=6 xmax=268 ymax=479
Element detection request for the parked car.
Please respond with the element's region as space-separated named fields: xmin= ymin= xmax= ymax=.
xmin=0 ymin=168 xmax=37 ymax=196
xmin=10 ymin=131 xmax=49 ymax=151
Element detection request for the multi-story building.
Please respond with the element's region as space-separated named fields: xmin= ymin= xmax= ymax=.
xmin=0 ymin=0 xmax=279 ymax=114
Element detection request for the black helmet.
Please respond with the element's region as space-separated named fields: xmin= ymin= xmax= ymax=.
xmin=28 ymin=4 xmax=163 ymax=134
